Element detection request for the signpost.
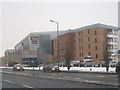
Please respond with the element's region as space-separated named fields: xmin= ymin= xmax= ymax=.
xmin=32 ymin=59 xmax=35 ymax=76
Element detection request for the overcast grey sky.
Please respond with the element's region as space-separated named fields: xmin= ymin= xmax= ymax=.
xmin=0 ymin=0 xmax=119 ymax=57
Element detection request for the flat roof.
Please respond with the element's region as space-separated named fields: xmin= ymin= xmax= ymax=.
xmin=70 ymin=23 xmax=119 ymax=32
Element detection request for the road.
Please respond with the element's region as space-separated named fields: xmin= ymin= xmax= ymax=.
xmin=2 ymin=68 xmax=120 ymax=89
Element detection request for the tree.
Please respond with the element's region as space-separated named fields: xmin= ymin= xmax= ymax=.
xmin=105 ymin=29 xmax=109 ymax=72
xmin=65 ymin=36 xmax=71 ymax=71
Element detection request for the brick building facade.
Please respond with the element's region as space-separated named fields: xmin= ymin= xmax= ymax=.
xmin=53 ymin=23 xmax=119 ymax=64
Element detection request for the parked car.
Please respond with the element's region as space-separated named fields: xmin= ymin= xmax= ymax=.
xmin=83 ymin=56 xmax=93 ymax=62
xmin=109 ymin=61 xmax=118 ymax=67
xmin=13 ymin=64 xmax=25 ymax=71
xmin=71 ymin=61 xmax=81 ymax=67
xmin=81 ymin=61 xmax=95 ymax=67
xmin=43 ymin=64 xmax=60 ymax=73
xmin=116 ymin=61 xmax=120 ymax=73
xmin=99 ymin=60 xmax=106 ymax=67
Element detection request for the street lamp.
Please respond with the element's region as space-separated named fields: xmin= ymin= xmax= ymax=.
xmin=50 ymin=20 xmax=59 ymax=68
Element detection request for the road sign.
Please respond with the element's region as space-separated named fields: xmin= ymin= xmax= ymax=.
xmin=32 ymin=59 xmax=35 ymax=64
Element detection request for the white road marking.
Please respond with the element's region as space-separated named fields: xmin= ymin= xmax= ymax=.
xmin=3 ymin=80 xmax=15 ymax=84
xmin=22 ymin=84 xmax=34 ymax=88
xmin=3 ymin=80 xmax=34 ymax=88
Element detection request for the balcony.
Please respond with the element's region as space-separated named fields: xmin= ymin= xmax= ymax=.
xmin=108 ymin=49 xmax=117 ymax=53
xmin=107 ymin=34 xmax=118 ymax=38
xmin=108 ymin=56 xmax=114 ymax=59
xmin=108 ymin=42 xmax=118 ymax=45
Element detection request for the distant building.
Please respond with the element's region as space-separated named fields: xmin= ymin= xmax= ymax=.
xmin=37 ymin=35 xmax=51 ymax=64
xmin=14 ymin=31 xmax=67 ymax=64
xmin=14 ymin=32 xmax=51 ymax=64
xmin=54 ymin=23 xmax=119 ymax=64
xmin=4 ymin=24 xmax=119 ymax=65
xmin=3 ymin=49 xmax=21 ymax=66
xmin=0 ymin=57 xmax=4 ymax=66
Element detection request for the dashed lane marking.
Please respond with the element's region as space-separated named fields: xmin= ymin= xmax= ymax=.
xmin=22 ymin=84 xmax=34 ymax=88
xmin=3 ymin=79 xmax=35 ymax=88
xmin=3 ymin=80 xmax=15 ymax=84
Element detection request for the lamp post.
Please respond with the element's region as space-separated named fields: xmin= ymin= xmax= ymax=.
xmin=50 ymin=20 xmax=59 ymax=68
xmin=21 ymin=43 xmax=23 ymax=64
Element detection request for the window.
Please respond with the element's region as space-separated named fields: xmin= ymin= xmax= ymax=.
xmin=107 ymin=29 xmax=112 ymax=34
xmin=95 ymin=31 xmax=97 ymax=35
xmin=31 ymin=41 xmax=38 ymax=44
xmin=95 ymin=46 xmax=98 ymax=50
xmin=81 ymin=38 xmax=83 ymax=42
xmin=88 ymin=37 xmax=90 ymax=41
xmin=81 ymin=31 xmax=83 ymax=35
xmin=62 ymin=49 xmax=64 ymax=51
xmin=79 ymin=32 xmax=80 ymax=35
xmin=79 ymin=53 xmax=81 ymax=56
xmin=89 ymin=52 xmax=91 ymax=55
xmin=88 ymin=29 xmax=90 ymax=34
xmin=74 ymin=33 xmax=75 ymax=36
xmin=79 ymin=46 xmax=81 ymax=50
xmin=82 ymin=46 xmax=83 ymax=49
xmin=95 ymin=38 xmax=97 ymax=42
xmin=79 ymin=39 xmax=80 ymax=42
xmin=88 ymin=45 xmax=90 ymax=49
xmin=82 ymin=53 xmax=84 ymax=56
xmin=96 ymin=54 xmax=98 ymax=58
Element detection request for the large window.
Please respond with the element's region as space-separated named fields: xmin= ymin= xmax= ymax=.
xmin=107 ymin=29 xmax=112 ymax=34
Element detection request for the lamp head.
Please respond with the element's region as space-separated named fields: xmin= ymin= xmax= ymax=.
xmin=50 ymin=20 xmax=54 ymax=22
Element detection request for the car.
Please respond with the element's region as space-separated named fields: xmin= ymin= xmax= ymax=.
xmin=99 ymin=60 xmax=106 ymax=67
xmin=81 ymin=61 xmax=95 ymax=67
xmin=109 ymin=61 xmax=118 ymax=67
xmin=116 ymin=61 xmax=120 ymax=73
xmin=83 ymin=56 xmax=93 ymax=62
xmin=43 ymin=64 xmax=60 ymax=73
xmin=70 ymin=61 xmax=81 ymax=67
xmin=13 ymin=64 xmax=25 ymax=71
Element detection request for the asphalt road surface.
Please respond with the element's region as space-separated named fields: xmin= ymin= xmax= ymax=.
xmin=2 ymin=73 xmax=116 ymax=88
xmin=2 ymin=68 xmax=120 ymax=89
